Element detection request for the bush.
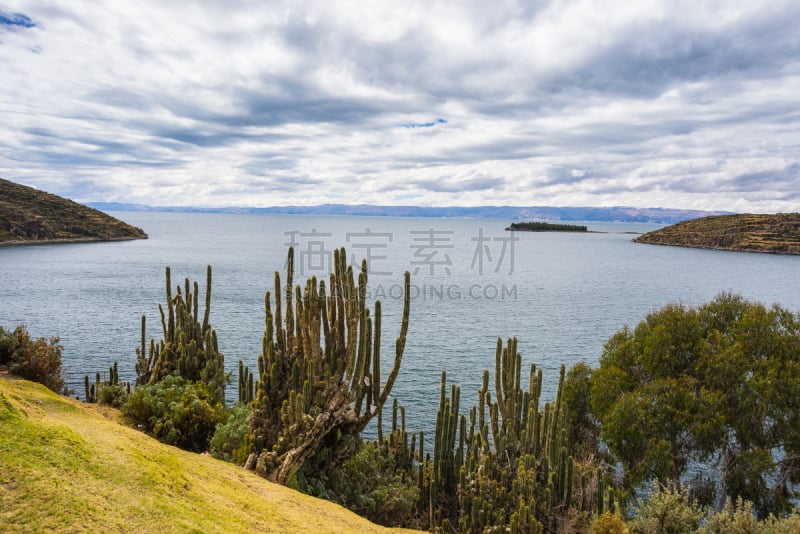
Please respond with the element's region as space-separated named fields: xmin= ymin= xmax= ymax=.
xmin=0 ymin=326 xmax=16 ymax=365
xmin=592 ymin=512 xmax=629 ymax=534
xmin=121 ymin=375 xmax=226 ymax=452
xmin=298 ymin=441 xmax=419 ymax=529
xmin=96 ymin=383 xmax=128 ymax=407
xmin=210 ymin=403 xmax=251 ymax=464
xmin=0 ymin=325 xmax=65 ymax=393
xmin=628 ymin=483 xmax=703 ymax=534
xmin=699 ymin=498 xmax=800 ymax=534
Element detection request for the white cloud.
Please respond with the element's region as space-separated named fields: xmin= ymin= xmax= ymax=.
xmin=1 ymin=0 xmax=800 ymax=211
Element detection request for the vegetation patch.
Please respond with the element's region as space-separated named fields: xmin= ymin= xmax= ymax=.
xmin=4 ymin=242 xmax=800 ymax=532
xmin=0 ymin=177 xmax=146 ymax=245
xmin=633 ymin=213 xmax=800 ymax=254
xmin=0 ymin=325 xmax=65 ymax=394
xmin=590 ymin=293 xmax=800 ymax=517
xmin=507 ymin=221 xmax=589 ymax=232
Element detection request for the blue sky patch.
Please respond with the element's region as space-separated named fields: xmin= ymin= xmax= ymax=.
xmin=0 ymin=11 xmax=36 ymax=29
xmin=402 ymin=118 xmax=447 ymax=129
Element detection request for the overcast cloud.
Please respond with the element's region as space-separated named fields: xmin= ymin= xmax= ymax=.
xmin=1 ymin=0 xmax=799 ymax=211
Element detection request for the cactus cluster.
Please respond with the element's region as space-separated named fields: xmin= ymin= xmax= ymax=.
xmin=246 ymin=247 xmax=411 ymax=484
xmin=419 ymin=338 xmax=612 ymax=532
xmin=134 ymin=265 xmax=226 ymax=402
xmin=383 ymin=397 xmax=417 ymax=473
xmin=84 ymin=360 xmax=130 ymax=405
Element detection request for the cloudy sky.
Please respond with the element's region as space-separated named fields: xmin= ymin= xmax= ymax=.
xmin=2 ymin=1 xmax=800 ymax=211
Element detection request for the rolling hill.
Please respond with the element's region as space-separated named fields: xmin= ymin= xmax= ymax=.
xmin=0 ymin=178 xmax=146 ymax=245
xmin=633 ymin=213 xmax=800 ymax=254
xmin=0 ymin=375 xmax=418 ymax=533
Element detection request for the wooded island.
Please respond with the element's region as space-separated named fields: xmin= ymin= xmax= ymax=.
xmin=506 ymin=221 xmax=588 ymax=232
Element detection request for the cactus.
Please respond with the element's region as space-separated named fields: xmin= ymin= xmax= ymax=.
xmin=238 ymin=360 xmax=255 ymax=404
xmin=420 ymin=338 xmax=585 ymax=532
xmin=247 ymin=246 xmax=411 ymax=484
xmin=83 ymin=360 xmax=130 ymax=405
xmin=134 ymin=265 xmax=226 ymax=403
xmin=84 ymin=374 xmax=94 ymax=403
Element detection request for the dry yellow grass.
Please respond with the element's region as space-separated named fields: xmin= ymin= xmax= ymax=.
xmin=0 ymin=375 xmax=421 ymax=534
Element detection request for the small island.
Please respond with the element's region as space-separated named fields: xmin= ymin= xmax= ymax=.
xmin=0 ymin=178 xmax=147 ymax=246
xmin=634 ymin=213 xmax=800 ymax=254
xmin=506 ymin=221 xmax=588 ymax=232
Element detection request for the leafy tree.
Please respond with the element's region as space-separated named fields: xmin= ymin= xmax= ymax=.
xmin=591 ymin=293 xmax=800 ymax=517
xmin=563 ymin=361 xmax=601 ymax=459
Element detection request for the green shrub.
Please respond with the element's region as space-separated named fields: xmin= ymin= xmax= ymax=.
xmin=628 ymin=483 xmax=703 ymax=534
xmin=210 ymin=403 xmax=251 ymax=464
xmin=0 ymin=325 xmax=65 ymax=393
xmin=298 ymin=441 xmax=419 ymax=529
xmin=0 ymin=326 xmax=16 ymax=365
xmin=564 ymin=361 xmax=601 ymax=459
xmin=121 ymin=375 xmax=226 ymax=452
xmin=96 ymin=383 xmax=128 ymax=407
xmin=699 ymin=498 xmax=800 ymax=534
xmin=592 ymin=512 xmax=629 ymax=534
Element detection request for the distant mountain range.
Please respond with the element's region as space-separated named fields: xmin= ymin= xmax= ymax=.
xmin=87 ymin=202 xmax=730 ymax=224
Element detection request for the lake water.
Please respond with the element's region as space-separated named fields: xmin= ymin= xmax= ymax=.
xmin=1 ymin=212 xmax=798 ymax=438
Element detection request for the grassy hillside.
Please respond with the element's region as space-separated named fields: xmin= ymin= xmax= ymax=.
xmin=0 ymin=178 xmax=146 ymax=245
xmin=634 ymin=213 xmax=800 ymax=254
xmin=0 ymin=375 xmax=418 ymax=534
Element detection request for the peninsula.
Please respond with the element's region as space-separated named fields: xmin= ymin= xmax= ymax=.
xmin=633 ymin=213 xmax=800 ymax=254
xmin=0 ymin=178 xmax=147 ymax=245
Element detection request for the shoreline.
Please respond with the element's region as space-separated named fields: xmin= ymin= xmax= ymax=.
xmin=0 ymin=235 xmax=147 ymax=248
xmin=633 ymin=239 xmax=800 ymax=255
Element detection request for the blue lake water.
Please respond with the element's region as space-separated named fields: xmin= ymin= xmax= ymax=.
xmin=1 ymin=212 xmax=799 ymax=438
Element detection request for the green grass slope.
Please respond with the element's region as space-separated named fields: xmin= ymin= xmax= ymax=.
xmin=0 ymin=178 xmax=146 ymax=245
xmin=0 ymin=375 xmax=419 ymax=534
xmin=633 ymin=213 xmax=800 ymax=254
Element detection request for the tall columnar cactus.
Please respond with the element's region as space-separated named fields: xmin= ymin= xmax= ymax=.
xmin=134 ymin=265 xmax=226 ymax=402
xmin=247 ymin=246 xmax=411 ymax=484
xmin=238 ymin=360 xmax=255 ymax=404
xmin=421 ymin=338 xmax=586 ymax=533
xmin=84 ymin=374 xmax=94 ymax=403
